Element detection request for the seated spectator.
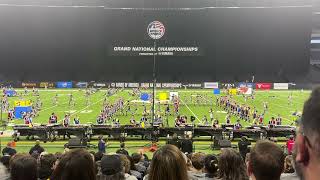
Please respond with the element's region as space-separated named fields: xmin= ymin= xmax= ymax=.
xmin=0 ymin=163 xmax=10 ymax=180
xmin=99 ymin=154 xmax=126 ymax=180
xmin=94 ymin=151 xmax=104 ymax=162
xmin=37 ymin=153 xmax=57 ymax=180
xmin=51 ymin=148 xmax=96 ymax=180
xmin=116 ymin=143 xmax=129 ymax=156
xmin=146 ymin=144 xmax=189 ymax=180
xmin=29 ymin=140 xmax=45 ymax=155
xmin=10 ymin=153 xmax=37 ymax=180
xmin=0 ymin=155 xmax=11 ymax=170
xmin=119 ymin=154 xmax=138 ymax=180
xmin=218 ymin=148 xmax=248 ymax=180
xmin=247 ymin=140 xmax=284 ymax=180
xmin=189 ymin=152 xmax=206 ymax=179
xmin=204 ymin=154 xmax=218 ymax=178
xmin=2 ymin=142 xmax=16 ymax=156
xmin=127 ymin=155 xmax=142 ymax=180
xmin=131 ymin=153 xmax=146 ymax=174
xmin=294 ymin=87 xmax=320 ymax=180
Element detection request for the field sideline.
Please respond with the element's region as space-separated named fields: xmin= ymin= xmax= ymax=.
xmin=1 ymin=88 xmax=310 ymax=127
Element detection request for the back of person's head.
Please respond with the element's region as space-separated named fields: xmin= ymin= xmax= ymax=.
xmin=218 ymin=148 xmax=248 ymax=180
xmin=51 ymin=148 xmax=96 ymax=180
xmin=0 ymin=155 xmax=11 ymax=170
xmin=283 ymin=155 xmax=294 ymax=173
xmin=191 ymin=152 xmax=206 ymax=170
xmin=38 ymin=154 xmax=56 ymax=180
xmin=149 ymin=144 xmax=188 ymax=180
xmin=131 ymin=153 xmax=142 ymax=164
xmin=10 ymin=153 xmax=37 ymax=180
xmin=119 ymin=154 xmax=130 ymax=174
xmin=248 ymin=140 xmax=284 ymax=180
xmin=204 ymin=154 xmax=218 ymax=175
xmin=100 ymin=154 xmax=124 ymax=180
xmin=94 ymin=151 xmax=104 ymax=162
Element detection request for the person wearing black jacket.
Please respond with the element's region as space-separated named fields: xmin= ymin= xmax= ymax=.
xmin=29 ymin=140 xmax=45 ymax=155
xmin=238 ymin=136 xmax=251 ymax=160
xmin=2 ymin=142 xmax=16 ymax=156
xmin=181 ymin=134 xmax=193 ymax=154
xmin=167 ymin=133 xmax=181 ymax=149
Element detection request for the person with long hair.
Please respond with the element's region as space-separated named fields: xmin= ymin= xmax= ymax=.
xmin=146 ymin=144 xmax=189 ymax=180
xmin=217 ymin=148 xmax=249 ymax=180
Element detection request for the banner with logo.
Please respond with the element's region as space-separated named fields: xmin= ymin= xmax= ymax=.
xmin=161 ymin=83 xmax=182 ymax=88
xmin=140 ymin=83 xmax=150 ymax=88
xmin=21 ymin=82 xmax=38 ymax=88
xmin=255 ymin=83 xmax=272 ymax=90
xmin=238 ymin=82 xmax=254 ymax=88
xmin=56 ymin=82 xmax=72 ymax=88
xmin=182 ymin=83 xmax=202 ymax=88
xmin=115 ymin=83 xmax=125 ymax=88
xmin=39 ymin=82 xmax=54 ymax=88
xmin=273 ymin=83 xmax=289 ymax=90
xmin=75 ymin=82 xmax=88 ymax=88
xmin=204 ymin=82 xmax=219 ymax=89
xmin=149 ymin=83 xmax=162 ymax=88
xmin=92 ymin=83 xmax=107 ymax=88
xmin=220 ymin=83 xmax=236 ymax=89
xmin=127 ymin=83 xmax=139 ymax=88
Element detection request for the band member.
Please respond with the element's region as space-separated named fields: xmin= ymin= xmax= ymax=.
xmin=63 ymin=114 xmax=70 ymax=127
xmin=112 ymin=119 xmax=120 ymax=128
xmin=126 ymin=102 xmax=131 ymax=116
xmin=234 ymin=120 xmax=242 ymax=130
xmin=69 ymin=94 xmax=75 ymax=106
xmin=263 ymin=102 xmax=268 ymax=114
xmin=24 ymin=114 xmax=32 ymax=125
xmin=130 ymin=116 xmax=136 ymax=126
xmin=7 ymin=109 xmax=14 ymax=121
xmin=268 ymin=117 xmax=276 ymax=126
xmin=73 ymin=116 xmax=80 ymax=125
xmin=175 ymin=116 xmax=181 ymax=127
xmin=203 ymin=116 xmax=209 ymax=126
xmin=225 ymin=114 xmax=231 ymax=125
xmin=97 ymin=115 xmax=104 ymax=124
xmin=165 ymin=104 xmax=170 ymax=116
xmin=209 ymin=108 xmax=214 ymax=121
xmin=288 ymin=93 xmax=293 ymax=105
xmin=48 ymin=113 xmax=58 ymax=124
xmin=24 ymin=87 xmax=28 ymax=96
xmin=52 ymin=94 xmax=58 ymax=106
xmin=212 ymin=118 xmax=219 ymax=128
xmin=276 ymin=114 xmax=282 ymax=125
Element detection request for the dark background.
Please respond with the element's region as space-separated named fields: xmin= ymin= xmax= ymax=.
xmin=0 ymin=3 xmax=312 ymax=82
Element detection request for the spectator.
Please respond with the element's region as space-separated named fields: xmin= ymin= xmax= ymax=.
xmin=37 ymin=154 xmax=57 ymax=180
xmin=2 ymin=142 xmax=16 ymax=156
xmin=94 ymin=151 xmax=104 ymax=162
xmin=119 ymin=154 xmax=138 ymax=180
xmin=204 ymin=154 xmax=218 ymax=178
xmin=131 ymin=153 xmax=146 ymax=173
xmin=189 ymin=152 xmax=206 ymax=179
xmin=181 ymin=134 xmax=193 ymax=154
xmin=146 ymin=144 xmax=189 ymax=180
xmin=286 ymin=136 xmax=294 ymax=155
xmin=218 ymin=148 xmax=248 ymax=180
xmin=238 ymin=136 xmax=251 ymax=160
xmin=247 ymin=140 xmax=284 ymax=180
xmin=51 ymin=149 xmax=96 ymax=180
xmin=0 ymin=155 xmax=11 ymax=170
xmin=116 ymin=143 xmax=129 ymax=156
xmin=294 ymin=87 xmax=320 ymax=180
xmin=127 ymin=155 xmax=142 ymax=180
xmin=0 ymin=163 xmax=10 ymax=180
xmin=99 ymin=154 xmax=125 ymax=180
xmin=283 ymin=155 xmax=294 ymax=174
xmin=167 ymin=133 xmax=181 ymax=149
xmin=29 ymin=140 xmax=45 ymax=155
xmin=98 ymin=136 xmax=107 ymax=153
xmin=10 ymin=153 xmax=37 ymax=180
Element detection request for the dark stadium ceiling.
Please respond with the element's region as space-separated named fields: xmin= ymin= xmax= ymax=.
xmin=0 ymin=0 xmax=317 ymax=8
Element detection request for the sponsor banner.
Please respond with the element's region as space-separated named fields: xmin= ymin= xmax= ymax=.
xmin=75 ymin=82 xmax=88 ymax=88
xmin=255 ymin=83 xmax=272 ymax=90
xmin=93 ymin=83 xmax=107 ymax=88
xmin=238 ymin=82 xmax=254 ymax=88
xmin=21 ymin=82 xmax=38 ymax=88
xmin=39 ymin=82 xmax=55 ymax=88
xmin=115 ymin=83 xmax=125 ymax=88
xmin=110 ymin=83 xmax=116 ymax=88
xmin=56 ymin=82 xmax=73 ymax=88
xmin=204 ymin=82 xmax=219 ymax=89
xmin=161 ymin=83 xmax=182 ymax=88
xmin=140 ymin=83 xmax=150 ymax=88
xmin=182 ymin=83 xmax=202 ymax=88
xmin=220 ymin=83 xmax=236 ymax=89
xmin=149 ymin=83 xmax=162 ymax=88
xmin=127 ymin=83 xmax=139 ymax=88
xmin=273 ymin=83 xmax=289 ymax=90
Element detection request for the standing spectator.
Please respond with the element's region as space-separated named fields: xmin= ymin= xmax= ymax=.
xmin=238 ymin=136 xmax=251 ymax=160
xmin=218 ymin=148 xmax=249 ymax=180
xmin=98 ymin=136 xmax=107 ymax=153
xmin=294 ymin=87 xmax=320 ymax=180
xmin=10 ymin=153 xmax=37 ymax=180
xmin=51 ymin=149 xmax=96 ymax=180
xmin=181 ymin=134 xmax=193 ymax=154
xmin=146 ymin=144 xmax=189 ymax=180
xmin=2 ymin=142 xmax=16 ymax=156
xmin=247 ymin=140 xmax=284 ymax=180
xmin=116 ymin=143 xmax=129 ymax=156
xmin=286 ymin=136 xmax=294 ymax=155
xmin=29 ymin=140 xmax=45 ymax=155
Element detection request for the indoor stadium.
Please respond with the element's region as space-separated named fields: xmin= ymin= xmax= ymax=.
xmin=0 ymin=0 xmax=319 ymax=179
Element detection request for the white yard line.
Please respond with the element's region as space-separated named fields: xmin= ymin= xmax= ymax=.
xmin=180 ymin=98 xmax=202 ymax=124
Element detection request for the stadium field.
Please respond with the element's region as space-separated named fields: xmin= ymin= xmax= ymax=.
xmin=2 ymin=88 xmax=310 ymax=127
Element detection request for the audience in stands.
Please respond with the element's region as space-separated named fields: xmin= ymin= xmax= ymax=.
xmin=218 ymin=148 xmax=249 ymax=180
xmin=37 ymin=153 xmax=57 ymax=180
xmin=247 ymin=140 xmax=285 ymax=180
xmin=294 ymin=86 xmax=320 ymax=180
xmin=204 ymin=154 xmax=218 ymax=179
xmin=116 ymin=143 xmax=129 ymax=156
xmin=2 ymin=142 xmax=16 ymax=156
xmin=189 ymin=152 xmax=206 ymax=179
xmin=51 ymin=148 xmax=96 ymax=180
xmin=29 ymin=140 xmax=45 ymax=155
xmin=131 ymin=153 xmax=147 ymax=174
xmin=10 ymin=153 xmax=37 ymax=180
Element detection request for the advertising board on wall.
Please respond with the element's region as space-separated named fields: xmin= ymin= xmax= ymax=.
xmin=204 ymin=82 xmax=219 ymax=89
xmin=255 ymin=83 xmax=272 ymax=90
xmin=56 ymin=82 xmax=72 ymax=88
xmin=273 ymin=83 xmax=289 ymax=90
